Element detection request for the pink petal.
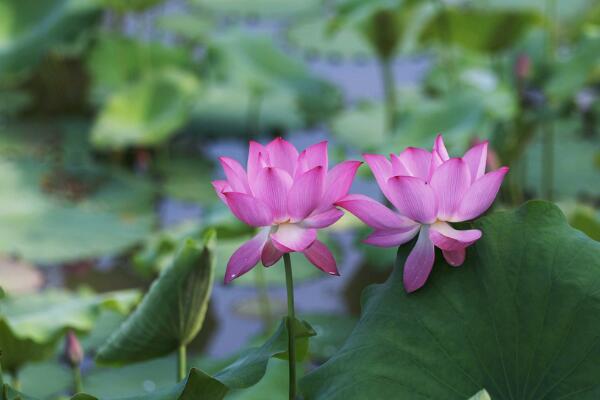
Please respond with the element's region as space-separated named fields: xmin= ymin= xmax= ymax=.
xmin=318 ymin=160 xmax=362 ymax=210
xmin=301 ymin=208 xmax=344 ymax=228
xmin=224 ymin=192 xmax=273 ymax=227
xmin=363 ymin=226 xmax=420 ymax=247
xmin=254 ymin=167 xmax=293 ymax=222
xmin=454 ymin=167 xmax=509 ymax=221
xmin=429 ymin=221 xmax=481 ymax=251
xmin=433 ymin=134 xmax=450 ymax=161
xmin=296 ymin=141 xmax=328 ymax=177
xmin=225 ymin=229 xmax=269 ymax=283
xmin=270 ymin=224 xmax=317 ymax=252
xmin=403 ymin=225 xmax=435 ymax=293
xmin=303 ymin=240 xmax=339 ymax=276
xmin=429 ymin=158 xmax=471 ymax=221
xmin=390 ymin=154 xmax=411 ymax=176
xmin=335 ymin=194 xmax=415 ymax=230
xmin=397 ymin=147 xmax=432 ymax=180
xmin=363 ymin=154 xmax=393 ymax=198
xmin=288 ymin=166 xmax=325 ymax=221
xmin=266 ymin=137 xmax=299 ymax=176
xmin=261 ymin=239 xmax=283 ymax=267
xmin=247 ymin=141 xmax=268 ymax=183
xmin=462 ymin=141 xmax=488 ymax=183
xmin=442 ymin=248 xmax=465 ymax=267
xmin=212 ymin=180 xmax=231 ymax=204
xmin=219 ymin=157 xmax=251 ymax=194
xmin=387 ymin=176 xmax=437 ymax=224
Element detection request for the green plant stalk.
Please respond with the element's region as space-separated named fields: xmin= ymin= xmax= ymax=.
xmin=378 ymin=57 xmax=397 ymax=135
xmin=177 ymin=344 xmax=187 ymax=382
xmin=283 ymin=253 xmax=297 ymax=400
xmin=72 ymin=364 xmax=83 ymax=394
xmin=254 ymin=266 xmax=273 ymax=329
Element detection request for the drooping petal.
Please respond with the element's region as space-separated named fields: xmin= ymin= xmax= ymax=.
xmin=454 ymin=167 xmax=509 ymax=221
xmin=364 ymin=226 xmax=420 ymax=247
xmin=212 ymin=180 xmax=232 ymax=204
xmin=247 ymin=141 xmax=268 ymax=183
xmin=463 ymin=141 xmax=488 ymax=183
xmin=403 ymin=225 xmax=435 ymax=293
xmin=266 ymin=137 xmax=298 ymax=176
xmin=397 ymin=147 xmax=432 ymax=180
xmin=387 ymin=176 xmax=437 ymax=224
xmin=319 ymin=160 xmax=362 ymax=209
xmin=301 ymin=208 xmax=344 ymax=228
xmin=254 ymin=167 xmax=293 ymax=222
xmin=296 ymin=141 xmax=328 ymax=176
xmin=219 ymin=157 xmax=251 ymax=194
xmin=429 ymin=158 xmax=471 ymax=221
xmin=363 ymin=154 xmax=393 ymax=198
xmin=261 ymin=238 xmax=283 ymax=267
xmin=270 ymin=224 xmax=317 ymax=252
xmin=288 ymin=166 xmax=325 ymax=221
xmin=303 ymin=240 xmax=339 ymax=276
xmin=224 ymin=192 xmax=273 ymax=227
xmin=442 ymin=248 xmax=465 ymax=267
xmin=429 ymin=221 xmax=481 ymax=251
xmin=225 ymin=228 xmax=269 ymax=283
xmin=335 ymin=194 xmax=415 ymax=230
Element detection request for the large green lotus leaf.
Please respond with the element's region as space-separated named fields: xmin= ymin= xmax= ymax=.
xmin=330 ymin=102 xmax=387 ymax=151
xmin=156 ymin=13 xmax=214 ymax=43
xmin=189 ymin=0 xmax=321 ymax=19
xmin=420 ymin=7 xmax=539 ymax=54
xmin=91 ymin=68 xmax=200 ymax=149
xmin=0 ymin=289 xmax=140 ymax=373
xmin=301 ymin=201 xmax=600 ymax=399
xmin=0 ymin=0 xmax=99 ymax=78
xmin=86 ymin=34 xmax=195 ymax=103
xmin=19 ymin=360 xmax=72 ymax=398
xmin=156 ymin=156 xmax=217 ymax=205
xmin=97 ymin=233 xmax=216 ymax=365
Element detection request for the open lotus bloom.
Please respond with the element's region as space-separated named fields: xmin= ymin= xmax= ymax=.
xmin=213 ymin=138 xmax=361 ymax=283
xmin=336 ymin=135 xmax=508 ymax=293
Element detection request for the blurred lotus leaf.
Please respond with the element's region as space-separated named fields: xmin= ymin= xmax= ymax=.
xmin=0 ymin=0 xmax=100 ymax=79
xmin=331 ymin=102 xmax=386 ymax=151
xmin=99 ymin=0 xmax=165 ymax=13
xmin=97 ymin=233 xmax=216 ymax=365
xmin=156 ymin=13 xmax=215 ymax=43
xmin=190 ymin=0 xmax=322 ymax=19
xmin=156 ymin=156 xmax=218 ymax=205
xmin=91 ymin=68 xmax=200 ymax=149
xmin=0 ymin=289 xmax=140 ymax=373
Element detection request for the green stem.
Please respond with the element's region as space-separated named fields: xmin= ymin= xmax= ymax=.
xmin=283 ymin=253 xmax=296 ymax=400
xmin=378 ymin=57 xmax=397 ymax=135
xmin=72 ymin=365 xmax=83 ymax=394
xmin=177 ymin=345 xmax=187 ymax=382
xmin=254 ymin=266 xmax=273 ymax=329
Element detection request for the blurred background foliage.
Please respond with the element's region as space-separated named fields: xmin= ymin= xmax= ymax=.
xmin=0 ymin=0 xmax=599 ymax=398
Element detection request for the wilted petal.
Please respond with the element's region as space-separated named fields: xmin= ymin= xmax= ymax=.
xmin=430 ymin=158 xmax=471 ymax=221
xmin=335 ymin=194 xmax=415 ymax=230
xmin=429 ymin=221 xmax=481 ymax=251
xmin=303 ymin=240 xmax=339 ymax=276
xmin=212 ymin=180 xmax=231 ymax=204
xmin=288 ymin=166 xmax=325 ymax=221
xmin=266 ymin=137 xmax=298 ymax=176
xmin=363 ymin=154 xmax=393 ymax=198
xmin=296 ymin=141 xmax=328 ymax=176
xmin=442 ymin=248 xmax=465 ymax=267
xmin=387 ymin=176 xmax=437 ymax=224
xmin=254 ymin=167 xmax=293 ymax=222
xmin=397 ymin=147 xmax=432 ymax=180
xmin=219 ymin=156 xmax=251 ymax=194
xmin=454 ymin=167 xmax=509 ymax=221
xmin=403 ymin=226 xmax=435 ymax=293
xmin=319 ymin=160 xmax=362 ymax=209
xmin=225 ymin=229 xmax=269 ymax=283
xmin=271 ymin=224 xmax=317 ymax=252
xmin=463 ymin=141 xmax=488 ymax=183
xmin=302 ymin=208 xmax=344 ymax=228
xmin=261 ymin=239 xmax=283 ymax=267
xmin=224 ymin=192 xmax=273 ymax=227
xmin=364 ymin=226 xmax=420 ymax=247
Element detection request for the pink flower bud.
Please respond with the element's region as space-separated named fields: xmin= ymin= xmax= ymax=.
xmin=65 ymin=330 xmax=84 ymax=366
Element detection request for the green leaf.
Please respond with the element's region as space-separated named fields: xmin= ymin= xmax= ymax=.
xmin=0 ymin=289 xmax=139 ymax=373
xmin=96 ymin=232 xmax=216 ymax=365
xmin=301 ymin=201 xmax=600 ymax=399
xmin=189 ymin=0 xmax=321 ymax=19
xmin=91 ymin=68 xmax=200 ymax=149
xmin=99 ymin=0 xmax=165 ymax=13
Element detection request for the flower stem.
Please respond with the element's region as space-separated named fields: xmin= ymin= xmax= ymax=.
xmin=283 ymin=253 xmax=297 ymax=400
xmin=177 ymin=344 xmax=187 ymax=382
xmin=378 ymin=56 xmax=397 ymax=136
xmin=72 ymin=364 xmax=83 ymax=394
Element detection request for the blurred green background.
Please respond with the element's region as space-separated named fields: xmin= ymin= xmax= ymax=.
xmin=0 ymin=0 xmax=599 ymax=398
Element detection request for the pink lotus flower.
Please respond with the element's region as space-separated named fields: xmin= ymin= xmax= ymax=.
xmin=213 ymin=138 xmax=361 ymax=283
xmin=336 ymin=135 xmax=508 ymax=293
